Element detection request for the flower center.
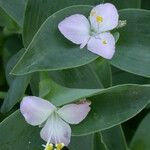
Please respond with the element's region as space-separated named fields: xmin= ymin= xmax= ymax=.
xmin=56 ymin=143 xmax=65 ymax=150
xmin=44 ymin=143 xmax=65 ymax=150
xmin=96 ymin=16 xmax=103 ymax=23
xmin=45 ymin=144 xmax=53 ymax=150
xmin=102 ymin=40 xmax=107 ymax=45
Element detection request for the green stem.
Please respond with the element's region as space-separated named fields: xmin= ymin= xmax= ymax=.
xmin=0 ymin=92 xmax=6 ymax=99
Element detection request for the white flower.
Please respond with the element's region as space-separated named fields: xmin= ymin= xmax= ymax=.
xmin=20 ymin=96 xmax=91 ymax=150
xmin=58 ymin=3 xmax=121 ymax=59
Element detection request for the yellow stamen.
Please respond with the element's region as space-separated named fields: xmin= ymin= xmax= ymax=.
xmin=96 ymin=16 xmax=103 ymax=23
xmin=45 ymin=144 xmax=53 ymax=150
xmin=90 ymin=11 xmax=96 ymax=17
xmin=102 ymin=40 xmax=107 ymax=45
xmin=55 ymin=143 xmax=65 ymax=150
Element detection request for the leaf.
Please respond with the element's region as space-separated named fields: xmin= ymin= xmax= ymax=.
xmin=1 ymin=49 xmax=31 ymax=113
xmin=130 ymin=113 xmax=150 ymax=150
xmin=111 ymin=9 xmax=150 ymax=78
xmin=72 ymin=84 xmax=150 ymax=135
xmin=23 ymin=0 xmax=103 ymax=47
xmin=101 ymin=125 xmax=128 ymax=150
xmin=49 ymin=58 xmax=111 ymax=89
xmin=11 ymin=5 xmax=99 ymax=75
xmin=0 ymin=0 xmax=26 ymax=27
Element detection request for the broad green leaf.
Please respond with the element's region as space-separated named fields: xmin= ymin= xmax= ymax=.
xmin=49 ymin=58 xmax=111 ymax=89
xmin=0 ymin=0 xmax=26 ymax=27
xmin=101 ymin=125 xmax=128 ymax=150
xmin=111 ymin=9 xmax=150 ymax=78
xmin=130 ymin=113 xmax=150 ymax=150
xmin=1 ymin=49 xmax=31 ymax=113
xmin=11 ymin=5 xmax=98 ymax=75
xmin=93 ymin=133 xmax=107 ymax=150
xmin=23 ymin=0 xmax=103 ymax=47
xmin=72 ymin=84 xmax=150 ymax=135
xmin=105 ymin=0 xmax=141 ymax=9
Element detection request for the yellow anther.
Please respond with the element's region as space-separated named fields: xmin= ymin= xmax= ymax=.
xmin=45 ymin=144 xmax=53 ymax=150
xmin=96 ymin=16 xmax=103 ymax=23
xmin=90 ymin=11 xmax=96 ymax=17
xmin=55 ymin=143 xmax=65 ymax=150
xmin=102 ymin=40 xmax=107 ymax=45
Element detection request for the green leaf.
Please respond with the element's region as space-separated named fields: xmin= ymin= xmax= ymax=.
xmin=72 ymin=84 xmax=150 ymax=135
xmin=11 ymin=5 xmax=99 ymax=75
xmin=111 ymin=9 xmax=150 ymax=78
xmin=23 ymin=0 xmax=103 ymax=47
xmin=1 ymin=49 xmax=31 ymax=113
xmin=49 ymin=58 xmax=111 ymax=89
xmin=130 ymin=113 xmax=150 ymax=150
xmin=12 ymin=8 xmax=150 ymax=77
xmin=0 ymin=0 xmax=26 ymax=27
xmin=101 ymin=125 xmax=128 ymax=150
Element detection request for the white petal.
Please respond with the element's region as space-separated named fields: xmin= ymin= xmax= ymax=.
xmin=20 ymin=96 xmax=56 ymax=126
xmin=58 ymin=14 xmax=90 ymax=47
xmin=57 ymin=101 xmax=91 ymax=124
xmin=40 ymin=115 xmax=71 ymax=146
xmin=90 ymin=3 xmax=119 ymax=32
xmin=87 ymin=32 xmax=115 ymax=59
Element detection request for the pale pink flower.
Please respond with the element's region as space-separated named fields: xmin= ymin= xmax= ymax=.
xmin=58 ymin=3 xmax=122 ymax=59
xmin=20 ymin=96 xmax=91 ymax=149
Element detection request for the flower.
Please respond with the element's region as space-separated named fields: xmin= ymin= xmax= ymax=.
xmin=58 ymin=3 xmax=124 ymax=59
xmin=20 ymin=96 xmax=91 ymax=150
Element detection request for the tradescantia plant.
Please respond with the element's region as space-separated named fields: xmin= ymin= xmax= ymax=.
xmin=0 ymin=0 xmax=150 ymax=150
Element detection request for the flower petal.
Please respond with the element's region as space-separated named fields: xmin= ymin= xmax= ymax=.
xmin=20 ymin=96 xmax=56 ymax=126
xmin=87 ymin=32 xmax=115 ymax=59
xmin=57 ymin=101 xmax=91 ymax=124
xmin=90 ymin=3 xmax=119 ymax=32
xmin=58 ymin=14 xmax=90 ymax=47
xmin=40 ymin=115 xmax=71 ymax=146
